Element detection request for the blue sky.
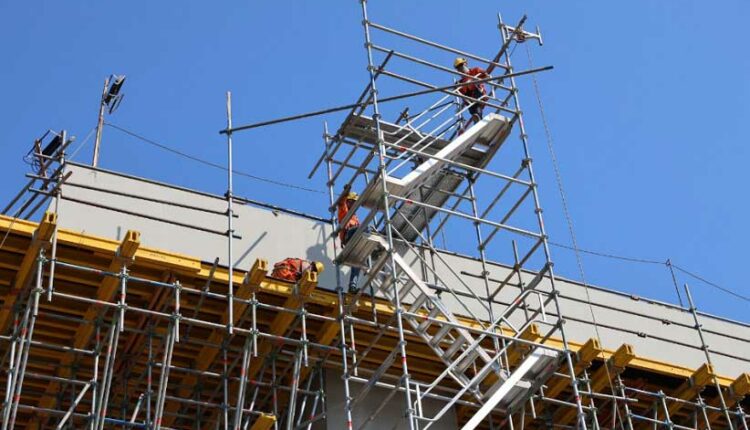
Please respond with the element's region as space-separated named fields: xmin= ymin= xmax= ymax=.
xmin=1 ymin=1 xmax=748 ymax=323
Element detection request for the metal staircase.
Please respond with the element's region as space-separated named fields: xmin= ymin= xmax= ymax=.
xmin=336 ymin=112 xmax=562 ymax=426
xmin=353 ymin=113 xmax=512 ymax=210
xmin=320 ymin=9 xmax=591 ymax=428
xmin=343 ymin=232 xmax=560 ymax=423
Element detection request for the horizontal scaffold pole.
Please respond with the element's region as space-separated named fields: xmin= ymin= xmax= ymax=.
xmin=219 ymin=65 xmax=552 ymax=135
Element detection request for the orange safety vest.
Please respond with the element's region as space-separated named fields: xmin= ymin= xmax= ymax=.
xmin=271 ymin=258 xmax=310 ymax=282
xmin=458 ymin=67 xmax=488 ymax=97
xmin=337 ymin=200 xmax=360 ymax=242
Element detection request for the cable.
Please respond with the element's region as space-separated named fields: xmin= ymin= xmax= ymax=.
xmin=672 ymin=264 xmax=750 ymax=303
xmin=548 ymin=241 xmax=750 ymax=303
xmin=548 ymin=241 xmax=664 ymax=265
xmin=105 ymin=122 xmax=326 ymax=195
xmin=68 ymin=126 xmax=98 ymax=161
xmin=0 ymin=216 xmax=17 ymax=253
xmin=525 ymin=43 xmax=624 ymax=425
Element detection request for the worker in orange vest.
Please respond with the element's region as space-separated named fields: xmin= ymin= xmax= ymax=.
xmin=454 ymin=57 xmax=490 ymax=125
xmin=271 ymin=258 xmax=324 ymax=283
xmin=336 ymin=184 xmax=361 ymax=293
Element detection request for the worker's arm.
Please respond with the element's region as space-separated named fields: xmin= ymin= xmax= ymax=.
xmin=467 ymin=67 xmax=490 ymax=80
xmin=335 ymin=183 xmax=352 ymax=205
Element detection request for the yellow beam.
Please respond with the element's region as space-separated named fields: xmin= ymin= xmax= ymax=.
xmin=199 ymin=268 xmax=320 ymax=429
xmin=36 ymin=231 xmax=141 ymax=413
xmin=557 ymin=343 xmax=635 ymax=425
xmin=249 ymin=413 xmax=276 ymax=430
xmin=0 ymin=213 xmax=200 ymax=274
xmin=0 ymin=211 xmax=56 ymax=333
xmin=632 ymin=364 xmax=716 ymax=430
xmin=1 ymin=212 xmax=735 ymax=385
xmin=162 ymin=258 xmax=269 ymax=428
xmin=75 ymin=230 xmax=140 ymax=349
xmin=544 ymin=338 xmax=603 ymax=400
xmin=505 ymin=324 xmax=541 ymax=365
xmin=247 ymin=270 xmax=318 ymax=381
xmin=0 ymin=213 xmax=743 ymax=426
xmin=665 ymin=363 xmax=714 ymax=418
xmin=706 ymin=372 xmax=749 ymax=425
xmin=514 ymin=337 xmax=604 ymax=423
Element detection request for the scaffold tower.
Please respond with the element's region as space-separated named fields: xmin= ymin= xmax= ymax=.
xmin=0 ymin=3 xmax=747 ymax=430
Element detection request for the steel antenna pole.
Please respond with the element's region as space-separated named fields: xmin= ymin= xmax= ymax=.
xmin=93 ymin=77 xmax=110 ymax=167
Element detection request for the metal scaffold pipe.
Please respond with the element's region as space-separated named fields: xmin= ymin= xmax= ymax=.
xmin=226 ymin=91 xmax=235 ymax=336
xmin=219 ymin=65 xmax=552 ymax=135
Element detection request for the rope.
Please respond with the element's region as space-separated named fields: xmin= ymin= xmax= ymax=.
xmin=672 ymin=264 xmax=750 ymax=303
xmin=525 ymin=42 xmax=750 ymax=430
xmin=548 ymin=241 xmax=664 ymax=265
xmin=525 ymin=42 xmax=624 ymax=425
xmin=105 ymin=122 xmax=326 ymax=194
xmin=547 ymin=242 xmax=750 ymax=303
xmin=68 ymin=126 xmax=98 ymax=161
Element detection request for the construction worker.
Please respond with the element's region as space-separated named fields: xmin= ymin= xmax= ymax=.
xmin=454 ymin=57 xmax=490 ymax=125
xmin=271 ymin=258 xmax=324 ymax=283
xmin=336 ymin=184 xmax=361 ymax=293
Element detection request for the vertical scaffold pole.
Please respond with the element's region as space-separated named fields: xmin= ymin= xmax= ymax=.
xmin=323 ymin=122 xmax=356 ymax=430
xmin=226 ymin=91 xmax=235 ymax=335
xmin=47 ymin=129 xmax=65 ymax=302
xmin=1 ymin=306 xmax=27 ymax=428
xmin=6 ymin=249 xmax=44 ymax=430
xmin=89 ymin=323 xmax=101 ymax=430
xmin=233 ymin=336 xmax=253 ymax=430
xmin=468 ymin=179 xmax=499 ymax=354
xmin=497 ymin=14 xmax=588 ymax=430
xmin=683 ymin=284 xmax=735 ymax=430
xmin=359 ymin=2 xmax=417 ymax=428
xmin=154 ymin=321 xmax=176 ymax=430
xmin=94 ymin=319 xmax=120 ymax=430
xmin=146 ymin=327 xmax=153 ymax=429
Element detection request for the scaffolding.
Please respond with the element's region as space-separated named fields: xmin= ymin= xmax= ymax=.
xmin=0 ymin=3 xmax=748 ymax=430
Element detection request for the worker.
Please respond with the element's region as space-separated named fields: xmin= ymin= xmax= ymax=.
xmin=336 ymin=184 xmax=361 ymax=293
xmin=453 ymin=57 xmax=490 ymax=125
xmin=271 ymin=258 xmax=324 ymax=283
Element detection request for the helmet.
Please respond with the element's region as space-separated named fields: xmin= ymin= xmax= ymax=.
xmin=454 ymin=57 xmax=468 ymax=69
xmin=346 ymin=191 xmax=359 ymax=201
xmin=312 ymin=261 xmax=325 ymax=273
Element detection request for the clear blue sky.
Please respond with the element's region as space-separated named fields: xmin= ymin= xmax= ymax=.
xmin=1 ymin=2 xmax=748 ymax=322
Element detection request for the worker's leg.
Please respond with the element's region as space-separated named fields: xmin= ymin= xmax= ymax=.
xmin=468 ymin=89 xmax=484 ymax=124
xmin=343 ymin=227 xmax=361 ymax=293
xmin=468 ymin=104 xmax=481 ymax=125
xmin=348 ymin=267 xmax=361 ymax=293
